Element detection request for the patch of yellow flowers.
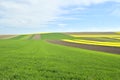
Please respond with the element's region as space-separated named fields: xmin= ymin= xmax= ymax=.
xmin=70 ymin=35 xmax=120 ymax=37
xmin=115 ymin=32 xmax=120 ymax=34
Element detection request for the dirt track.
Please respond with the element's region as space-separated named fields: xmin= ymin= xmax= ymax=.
xmin=32 ymin=34 xmax=40 ymax=40
xmin=47 ymin=40 xmax=120 ymax=54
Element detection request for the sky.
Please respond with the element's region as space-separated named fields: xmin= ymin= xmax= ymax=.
xmin=0 ymin=0 xmax=120 ymax=34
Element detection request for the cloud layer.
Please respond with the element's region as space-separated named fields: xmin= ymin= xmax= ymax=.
xmin=0 ymin=0 xmax=120 ymax=28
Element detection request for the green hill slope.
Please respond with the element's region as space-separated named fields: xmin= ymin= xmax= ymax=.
xmin=0 ymin=39 xmax=120 ymax=80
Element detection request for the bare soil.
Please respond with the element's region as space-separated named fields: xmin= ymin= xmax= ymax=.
xmin=47 ymin=40 xmax=120 ymax=54
xmin=32 ymin=34 xmax=40 ymax=40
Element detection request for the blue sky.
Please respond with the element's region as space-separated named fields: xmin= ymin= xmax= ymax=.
xmin=0 ymin=0 xmax=120 ymax=34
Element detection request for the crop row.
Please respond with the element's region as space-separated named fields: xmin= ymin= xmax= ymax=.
xmin=63 ymin=39 xmax=120 ymax=47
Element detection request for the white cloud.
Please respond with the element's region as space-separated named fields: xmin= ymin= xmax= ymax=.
xmin=111 ymin=9 xmax=120 ymax=16
xmin=0 ymin=0 xmax=120 ymax=28
xmin=0 ymin=0 xmax=62 ymax=27
xmin=58 ymin=23 xmax=67 ymax=27
xmin=110 ymin=3 xmax=120 ymax=16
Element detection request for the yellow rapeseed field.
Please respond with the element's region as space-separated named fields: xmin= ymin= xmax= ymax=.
xmin=112 ymin=37 xmax=120 ymax=40
xmin=115 ymin=32 xmax=120 ymax=34
xmin=63 ymin=39 xmax=120 ymax=47
xmin=70 ymin=34 xmax=120 ymax=37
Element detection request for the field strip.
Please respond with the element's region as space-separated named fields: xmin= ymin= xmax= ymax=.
xmin=70 ymin=35 xmax=120 ymax=37
xmin=19 ymin=35 xmax=33 ymax=40
xmin=11 ymin=35 xmax=27 ymax=40
xmin=63 ymin=39 xmax=120 ymax=47
xmin=115 ymin=32 xmax=120 ymax=34
xmin=47 ymin=40 xmax=120 ymax=54
xmin=106 ymin=37 xmax=120 ymax=41
xmin=112 ymin=37 xmax=120 ymax=40
xmin=40 ymin=32 xmax=52 ymax=34
xmin=0 ymin=35 xmax=17 ymax=39
xmin=65 ymin=32 xmax=117 ymax=35
xmin=32 ymin=34 xmax=40 ymax=40
xmin=78 ymin=37 xmax=120 ymax=42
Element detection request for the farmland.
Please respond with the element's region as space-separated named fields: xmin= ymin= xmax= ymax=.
xmin=0 ymin=35 xmax=17 ymax=39
xmin=62 ymin=32 xmax=120 ymax=48
xmin=0 ymin=33 xmax=120 ymax=80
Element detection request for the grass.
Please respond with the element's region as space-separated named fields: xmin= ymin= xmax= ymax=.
xmin=9 ymin=34 xmax=35 ymax=40
xmin=10 ymin=35 xmax=27 ymax=40
xmin=41 ymin=33 xmax=74 ymax=40
xmin=0 ymin=33 xmax=120 ymax=80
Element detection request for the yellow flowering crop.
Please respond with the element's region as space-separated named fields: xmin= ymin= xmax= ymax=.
xmin=63 ymin=39 xmax=120 ymax=47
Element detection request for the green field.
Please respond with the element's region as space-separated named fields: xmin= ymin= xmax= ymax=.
xmin=0 ymin=33 xmax=120 ymax=80
xmin=41 ymin=33 xmax=74 ymax=40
